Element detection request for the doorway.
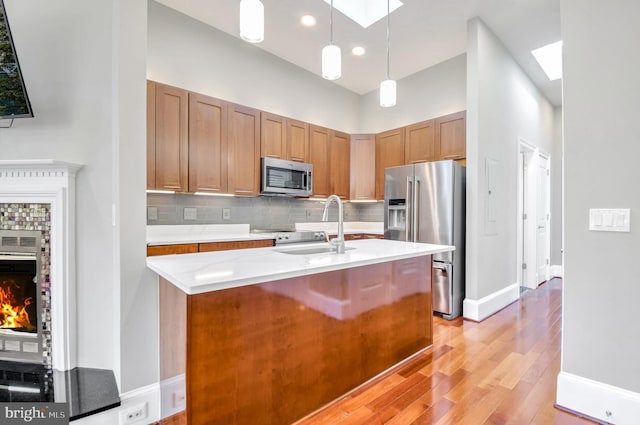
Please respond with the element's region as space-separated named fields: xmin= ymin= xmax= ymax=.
xmin=517 ymin=139 xmax=550 ymax=290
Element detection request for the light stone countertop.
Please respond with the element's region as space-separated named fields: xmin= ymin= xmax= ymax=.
xmin=146 ymin=239 xmax=454 ymax=295
xmin=146 ymin=222 xmax=384 ymax=245
xmin=146 ymin=224 xmax=274 ymax=245
xmin=295 ymin=221 xmax=383 ymax=235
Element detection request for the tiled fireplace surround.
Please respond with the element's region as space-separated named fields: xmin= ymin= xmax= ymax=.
xmin=0 ymin=160 xmax=79 ymax=374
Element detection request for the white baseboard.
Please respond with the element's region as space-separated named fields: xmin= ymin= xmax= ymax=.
xmin=160 ymin=374 xmax=186 ymax=419
xmin=463 ymin=283 xmax=520 ymax=321
xmin=557 ymin=371 xmax=640 ymax=424
xmin=551 ymin=264 xmax=564 ymax=278
xmin=73 ymin=382 xmax=161 ymax=425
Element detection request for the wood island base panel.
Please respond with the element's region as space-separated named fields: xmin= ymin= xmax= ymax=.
xmin=159 ymin=255 xmax=432 ymax=425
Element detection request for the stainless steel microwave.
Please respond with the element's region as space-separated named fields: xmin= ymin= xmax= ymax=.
xmin=261 ymin=157 xmax=313 ymax=197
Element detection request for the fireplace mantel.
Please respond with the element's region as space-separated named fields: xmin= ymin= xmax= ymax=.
xmin=0 ymin=159 xmax=82 ymax=372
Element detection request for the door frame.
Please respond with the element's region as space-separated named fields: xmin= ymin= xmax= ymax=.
xmin=517 ymin=138 xmax=551 ymax=290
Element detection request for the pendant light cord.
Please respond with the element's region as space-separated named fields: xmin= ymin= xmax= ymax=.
xmin=386 ymin=0 xmax=390 ymax=79
xmin=330 ymin=0 xmax=334 ymax=45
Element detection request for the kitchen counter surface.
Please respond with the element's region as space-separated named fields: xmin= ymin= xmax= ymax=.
xmin=147 ymin=222 xmax=384 ymax=245
xmin=295 ymin=221 xmax=383 ymax=235
xmin=147 ymin=224 xmax=274 ymax=245
xmin=147 ymin=238 xmax=453 ymax=295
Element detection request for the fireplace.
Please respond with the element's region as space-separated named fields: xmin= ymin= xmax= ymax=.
xmin=0 ymin=230 xmax=43 ymax=364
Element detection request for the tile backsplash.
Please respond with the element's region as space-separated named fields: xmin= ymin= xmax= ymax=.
xmin=147 ymin=194 xmax=384 ymax=229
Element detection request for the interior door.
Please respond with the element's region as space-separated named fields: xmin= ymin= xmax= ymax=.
xmin=536 ymin=155 xmax=550 ymax=284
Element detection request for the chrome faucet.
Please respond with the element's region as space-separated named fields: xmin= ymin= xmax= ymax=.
xmin=322 ymin=195 xmax=345 ymax=254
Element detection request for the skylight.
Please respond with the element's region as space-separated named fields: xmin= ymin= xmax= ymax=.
xmin=322 ymin=0 xmax=404 ymax=29
xmin=531 ymin=41 xmax=563 ymax=81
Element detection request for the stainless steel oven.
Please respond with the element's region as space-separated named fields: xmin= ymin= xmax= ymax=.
xmin=261 ymin=157 xmax=313 ymax=197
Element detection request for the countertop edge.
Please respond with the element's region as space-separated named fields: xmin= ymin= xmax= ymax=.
xmin=147 ymin=243 xmax=453 ymax=295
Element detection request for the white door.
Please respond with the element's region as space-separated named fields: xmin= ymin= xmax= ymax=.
xmin=535 ymin=154 xmax=550 ymax=284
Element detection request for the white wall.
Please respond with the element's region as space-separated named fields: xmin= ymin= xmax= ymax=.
xmin=358 ymin=54 xmax=467 ymax=133
xmin=550 ymin=106 xmax=563 ymax=267
xmin=115 ymin=0 xmax=158 ymax=393
xmin=0 ymin=0 xmax=154 ymax=394
xmin=558 ymin=0 xmax=640 ymax=420
xmin=147 ymin=1 xmax=360 ymax=134
xmin=465 ymin=18 xmax=556 ymax=310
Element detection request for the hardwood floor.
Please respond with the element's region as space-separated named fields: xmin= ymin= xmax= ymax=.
xmin=295 ymin=278 xmax=600 ymax=425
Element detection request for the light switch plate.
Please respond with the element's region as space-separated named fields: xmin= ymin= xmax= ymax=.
xmin=222 ymin=208 xmax=231 ymax=220
xmin=183 ymin=207 xmax=197 ymax=221
xmin=589 ymin=208 xmax=630 ymax=232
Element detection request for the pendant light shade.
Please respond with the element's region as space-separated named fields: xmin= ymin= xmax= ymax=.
xmin=240 ymin=0 xmax=264 ymax=43
xmin=380 ymin=0 xmax=396 ymax=107
xmin=380 ymin=79 xmax=397 ymax=107
xmin=322 ymin=44 xmax=342 ymax=80
xmin=322 ymin=0 xmax=341 ymax=80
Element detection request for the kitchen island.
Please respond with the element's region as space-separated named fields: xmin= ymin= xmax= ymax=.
xmin=147 ymin=239 xmax=453 ymax=425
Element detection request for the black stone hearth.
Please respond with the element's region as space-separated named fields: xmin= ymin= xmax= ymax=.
xmin=0 ymin=360 xmax=120 ymax=421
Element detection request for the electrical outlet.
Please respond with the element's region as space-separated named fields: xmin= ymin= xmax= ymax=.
xmin=147 ymin=207 xmax=158 ymax=221
xmin=172 ymin=388 xmax=186 ymax=409
xmin=183 ymin=207 xmax=197 ymax=221
xmin=306 ymin=210 xmax=312 ymax=220
xmin=222 ymin=208 xmax=231 ymax=220
xmin=120 ymin=402 xmax=148 ymax=424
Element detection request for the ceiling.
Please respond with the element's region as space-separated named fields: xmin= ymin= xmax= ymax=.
xmin=154 ymin=0 xmax=562 ymax=106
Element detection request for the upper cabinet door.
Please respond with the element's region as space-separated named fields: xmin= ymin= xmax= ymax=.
xmin=309 ymin=125 xmax=330 ymax=198
xmin=405 ymin=119 xmax=435 ymax=164
xmin=330 ymin=130 xmax=350 ymax=199
xmin=261 ymin=112 xmax=286 ymax=160
xmin=147 ymin=81 xmax=156 ymax=190
xmin=188 ymin=93 xmax=228 ymax=194
xmin=375 ymin=128 xmax=405 ymax=200
xmin=350 ymin=134 xmax=376 ymax=201
xmin=228 ymin=103 xmax=260 ymax=196
xmin=154 ymin=82 xmax=189 ymax=192
xmin=435 ymin=111 xmax=466 ymax=161
xmin=287 ymin=119 xmax=309 ymax=163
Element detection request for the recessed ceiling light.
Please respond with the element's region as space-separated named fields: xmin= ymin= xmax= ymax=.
xmin=322 ymin=0 xmax=403 ymax=28
xmin=301 ymin=14 xmax=316 ymax=27
xmin=531 ymin=41 xmax=563 ymax=81
xmin=352 ymin=46 xmax=365 ymax=56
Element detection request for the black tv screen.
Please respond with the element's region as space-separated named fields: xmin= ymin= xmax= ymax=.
xmin=0 ymin=0 xmax=32 ymax=120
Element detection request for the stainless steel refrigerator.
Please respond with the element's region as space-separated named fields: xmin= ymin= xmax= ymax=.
xmin=384 ymin=160 xmax=465 ymax=319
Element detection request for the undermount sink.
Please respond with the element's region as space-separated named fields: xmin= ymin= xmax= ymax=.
xmin=274 ymin=246 xmax=355 ymax=255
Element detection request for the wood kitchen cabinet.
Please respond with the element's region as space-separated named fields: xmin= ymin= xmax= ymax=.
xmin=188 ymin=93 xmax=228 ymax=194
xmin=287 ymin=118 xmax=310 ymax=162
xmin=350 ymin=134 xmax=376 ymax=201
xmin=405 ymin=119 xmax=436 ymax=164
xmin=375 ymin=127 xmax=405 ymax=200
xmin=261 ymin=113 xmax=310 ymax=163
xmin=227 ymin=103 xmax=261 ymax=196
xmin=147 ymin=239 xmax=274 ymax=256
xmin=147 ymin=243 xmax=199 ymax=257
xmin=435 ymin=111 xmax=466 ymax=163
xmin=309 ymin=124 xmax=331 ymax=198
xmin=329 ymin=130 xmax=350 ymax=199
xmin=260 ymin=112 xmax=286 ymax=160
xmin=148 ymin=81 xmax=189 ymax=192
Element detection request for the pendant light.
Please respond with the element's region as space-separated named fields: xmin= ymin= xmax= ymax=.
xmin=380 ymin=0 xmax=396 ymax=107
xmin=322 ymin=0 xmax=341 ymax=80
xmin=240 ymin=0 xmax=264 ymax=43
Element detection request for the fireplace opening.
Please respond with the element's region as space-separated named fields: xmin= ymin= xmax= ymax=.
xmin=0 ymin=259 xmax=37 ymax=333
xmin=0 ymin=231 xmax=42 ymax=363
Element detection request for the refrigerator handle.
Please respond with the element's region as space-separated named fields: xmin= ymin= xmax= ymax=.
xmin=413 ymin=177 xmax=419 ymax=241
xmin=406 ymin=176 xmax=412 ymax=241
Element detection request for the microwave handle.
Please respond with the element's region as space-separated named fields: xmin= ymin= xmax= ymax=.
xmin=305 ymin=171 xmax=312 ymax=191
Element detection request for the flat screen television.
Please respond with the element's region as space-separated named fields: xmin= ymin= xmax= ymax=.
xmin=0 ymin=0 xmax=33 ymax=120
